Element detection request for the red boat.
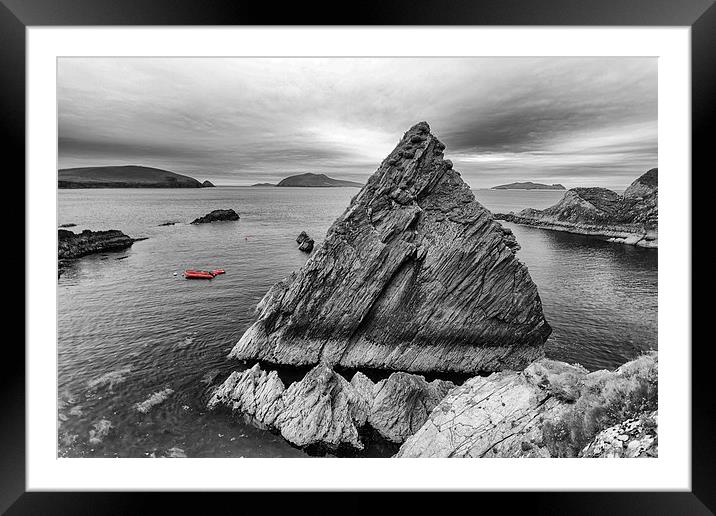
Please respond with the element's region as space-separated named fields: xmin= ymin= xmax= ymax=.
xmin=184 ymin=269 xmax=214 ymax=279
xmin=211 ymin=268 xmax=225 ymax=275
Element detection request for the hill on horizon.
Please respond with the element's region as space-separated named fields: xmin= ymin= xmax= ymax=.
xmin=58 ymin=165 xmax=207 ymax=188
xmin=273 ymin=173 xmax=363 ymax=188
xmin=491 ymin=181 xmax=566 ymax=190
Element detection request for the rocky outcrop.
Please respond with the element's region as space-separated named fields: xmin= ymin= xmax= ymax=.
xmin=58 ymin=229 xmax=136 ymax=260
xmin=202 ymin=180 xmax=215 ymax=187
xmin=190 ymin=209 xmax=240 ymax=224
xmin=209 ymin=363 xmax=456 ymax=450
xmin=580 ymin=410 xmax=657 ymax=458
xmin=207 ymin=364 xmax=286 ymax=428
xmin=495 ymin=169 xmax=658 ymax=248
xmin=396 ymin=352 xmax=657 ymax=458
xmin=363 ymin=372 xmax=454 ymax=442
xmin=229 ymin=122 xmax=551 ymax=374
xmin=209 ymin=363 xmax=368 ymax=450
xmin=296 ymin=231 xmax=315 ymax=253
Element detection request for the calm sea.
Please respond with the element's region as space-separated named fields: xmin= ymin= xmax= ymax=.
xmin=57 ymin=187 xmax=657 ymax=458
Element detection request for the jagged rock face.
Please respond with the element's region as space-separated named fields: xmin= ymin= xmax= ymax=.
xmin=230 ymin=122 xmax=551 ymax=374
xmin=275 ymin=365 xmax=369 ymax=450
xmin=208 ymin=363 xmax=457 ymax=450
xmin=495 ymin=168 xmax=658 ymax=248
xmin=368 ymin=372 xmax=455 ymax=443
xmin=58 ymin=229 xmax=135 ymax=260
xmin=209 ymin=363 xmax=368 ymax=450
xmin=396 ymin=352 xmax=657 ymax=458
xmin=580 ymin=410 xmax=658 ymax=458
xmin=207 ymin=364 xmax=286 ymax=427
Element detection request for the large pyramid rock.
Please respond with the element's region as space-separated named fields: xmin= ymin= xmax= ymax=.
xmin=229 ymin=122 xmax=551 ymax=374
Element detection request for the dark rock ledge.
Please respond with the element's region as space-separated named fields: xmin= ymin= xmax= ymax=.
xmin=190 ymin=209 xmax=240 ymax=224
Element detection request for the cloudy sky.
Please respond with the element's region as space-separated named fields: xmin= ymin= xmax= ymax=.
xmin=58 ymin=57 xmax=657 ymax=189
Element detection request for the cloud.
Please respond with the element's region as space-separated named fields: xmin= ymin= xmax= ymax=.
xmin=58 ymin=57 xmax=657 ymax=188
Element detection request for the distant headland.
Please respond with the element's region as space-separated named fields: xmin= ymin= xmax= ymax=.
xmin=252 ymin=173 xmax=363 ymax=188
xmin=58 ymin=165 xmax=212 ymax=189
xmin=491 ymin=181 xmax=566 ymax=190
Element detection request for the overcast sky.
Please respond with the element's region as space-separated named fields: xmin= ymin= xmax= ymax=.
xmin=58 ymin=57 xmax=657 ymax=189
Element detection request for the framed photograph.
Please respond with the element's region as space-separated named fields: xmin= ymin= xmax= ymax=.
xmin=5 ymin=0 xmax=713 ymax=512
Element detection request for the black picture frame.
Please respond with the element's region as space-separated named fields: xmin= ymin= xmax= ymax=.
xmin=3 ymin=0 xmax=713 ymax=513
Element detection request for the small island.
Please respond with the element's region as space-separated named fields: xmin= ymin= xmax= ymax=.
xmin=58 ymin=165 xmax=211 ymax=189
xmin=491 ymin=182 xmax=566 ymax=190
xmin=252 ymin=173 xmax=363 ymax=188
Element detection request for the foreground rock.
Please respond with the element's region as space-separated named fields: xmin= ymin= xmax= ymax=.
xmin=396 ymin=352 xmax=657 ymax=458
xmin=58 ymin=229 xmax=137 ymax=260
xmin=209 ymin=363 xmax=453 ymax=450
xmin=210 ymin=363 xmax=367 ymax=450
xmin=191 ymin=209 xmax=240 ymax=224
xmin=580 ymin=410 xmax=657 ymax=458
xmin=230 ymin=122 xmax=551 ymax=374
xmin=360 ymin=372 xmax=454 ymax=442
xmin=495 ymin=169 xmax=658 ymax=248
xmin=296 ymin=231 xmax=315 ymax=253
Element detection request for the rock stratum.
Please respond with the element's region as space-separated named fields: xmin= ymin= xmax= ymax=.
xmin=58 ymin=229 xmax=137 ymax=260
xmin=495 ymin=169 xmax=658 ymax=248
xmin=396 ymin=352 xmax=657 ymax=458
xmin=491 ymin=182 xmax=565 ymax=190
xmin=208 ymin=363 xmax=455 ymax=450
xmin=229 ymin=122 xmax=551 ymax=374
xmin=58 ymin=165 xmax=209 ymax=189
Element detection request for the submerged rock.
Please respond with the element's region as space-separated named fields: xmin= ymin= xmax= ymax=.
xmin=58 ymin=229 xmax=137 ymax=260
xmin=580 ymin=410 xmax=658 ymax=458
xmin=495 ymin=169 xmax=658 ymax=248
xmin=88 ymin=419 xmax=113 ymax=445
xmin=191 ymin=209 xmax=240 ymax=224
xmin=230 ymin=122 xmax=550 ymax=374
xmin=396 ymin=352 xmax=657 ymax=458
xmin=164 ymin=447 xmax=188 ymax=458
xmin=87 ymin=366 xmax=132 ymax=392
xmin=134 ymin=388 xmax=174 ymax=413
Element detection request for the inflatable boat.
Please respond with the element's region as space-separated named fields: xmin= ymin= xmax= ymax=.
xmin=184 ymin=269 xmax=215 ymax=279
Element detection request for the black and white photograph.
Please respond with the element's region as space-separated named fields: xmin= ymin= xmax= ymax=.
xmin=55 ymin=56 xmax=660 ymax=460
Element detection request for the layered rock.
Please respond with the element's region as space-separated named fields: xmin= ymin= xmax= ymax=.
xmin=209 ymin=363 xmax=368 ymax=450
xmin=396 ymin=352 xmax=657 ymax=458
xmin=362 ymin=372 xmax=454 ymax=443
xmin=191 ymin=209 xmax=240 ymax=224
xmin=495 ymin=169 xmax=658 ymax=248
xmin=58 ymin=229 xmax=136 ymax=260
xmin=230 ymin=122 xmax=551 ymax=374
xmin=209 ymin=363 xmax=456 ymax=450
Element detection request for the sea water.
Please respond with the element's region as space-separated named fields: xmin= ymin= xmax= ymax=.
xmin=57 ymin=187 xmax=657 ymax=457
